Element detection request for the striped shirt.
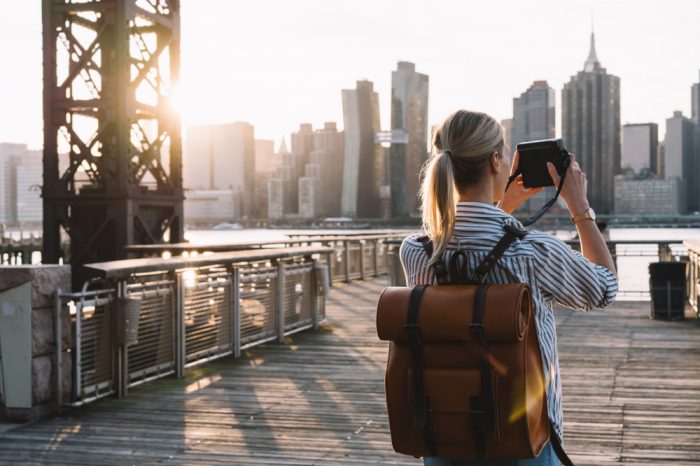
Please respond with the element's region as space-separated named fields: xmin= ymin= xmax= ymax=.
xmin=399 ymin=201 xmax=618 ymax=442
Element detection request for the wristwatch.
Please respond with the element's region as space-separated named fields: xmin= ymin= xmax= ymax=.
xmin=571 ymin=207 xmax=596 ymax=224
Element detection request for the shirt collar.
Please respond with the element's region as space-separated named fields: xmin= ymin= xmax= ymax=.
xmin=454 ymin=201 xmax=523 ymax=229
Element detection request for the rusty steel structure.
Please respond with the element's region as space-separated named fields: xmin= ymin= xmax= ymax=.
xmin=42 ymin=0 xmax=183 ymax=289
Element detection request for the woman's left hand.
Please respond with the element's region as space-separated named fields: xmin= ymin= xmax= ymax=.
xmin=497 ymin=151 xmax=544 ymax=215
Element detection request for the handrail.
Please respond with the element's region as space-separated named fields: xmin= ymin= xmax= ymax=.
xmin=124 ymin=233 xmax=406 ymax=254
xmin=85 ymin=246 xmax=334 ymax=279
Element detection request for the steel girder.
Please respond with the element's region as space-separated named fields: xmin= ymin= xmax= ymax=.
xmin=42 ymin=0 xmax=183 ymax=289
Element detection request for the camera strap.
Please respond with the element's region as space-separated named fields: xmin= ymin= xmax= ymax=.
xmin=504 ymin=156 xmax=570 ymax=227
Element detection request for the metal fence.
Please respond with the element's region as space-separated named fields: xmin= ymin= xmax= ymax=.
xmin=385 ymin=238 xmax=695 ymax=301
xmin=54 ymin=247 xmax=334 ymax=406
xmin=687 ymin=241 xmax=700 ymax=317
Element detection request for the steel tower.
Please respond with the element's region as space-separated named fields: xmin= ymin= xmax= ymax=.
xmin=42 ymin=0 xmax=183 ymax=289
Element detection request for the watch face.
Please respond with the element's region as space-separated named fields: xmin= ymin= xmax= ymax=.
xmin=589 ymin=208 xmax=596 ymax=221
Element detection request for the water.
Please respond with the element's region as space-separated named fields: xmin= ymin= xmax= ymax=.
xmin=186 ymin=227 xmax=700 ymax=300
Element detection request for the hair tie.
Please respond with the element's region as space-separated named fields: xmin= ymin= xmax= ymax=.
xmin=443 ymin=150 xmax=453 ymax=158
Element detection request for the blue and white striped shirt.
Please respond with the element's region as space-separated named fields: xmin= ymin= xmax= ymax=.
xmin=399 ymin=201 xmax=618 ymax=442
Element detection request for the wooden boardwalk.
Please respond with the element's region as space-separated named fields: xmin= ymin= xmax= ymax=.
xmin=1 ymin=278 xmax=699 ymax=465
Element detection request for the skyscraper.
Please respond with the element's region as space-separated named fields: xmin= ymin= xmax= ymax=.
xmin=184 ymin=122 xmax=256 ymax=218
xmin=389 ymin=62 xmax=429 ymax=217
xmin=562 ymin=32 xmax=621 ymax=214
xmin=692 ymin=70 xmax=700 ymax=125
xmin=511 ymin=81 xmax=555 ymax=148
xmin=665 ymin=111 xmax=699 ymax=212
xmin=311 ymin=122 xmax=344 ymax=217
xmin=622 ymin=123 xmax=659 ymax=175
xmin=290 ymin=123 xmax=315 ymax=214
xmin=511 ymin=81 xmax=556 ymax=215
xmin=341 ymin=80 xmax=383 ymax=218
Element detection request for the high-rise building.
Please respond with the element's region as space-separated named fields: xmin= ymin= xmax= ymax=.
xmin=16 ymin=151 xmax=42 ymax=224
xmin=510 ymin=81 xmax=556 ymax=215
xmin=184 ymin=122 xmax=256 ymax=218
xmin=562 ymin=32 xmax=621 ymax=214
xmin=312 ymin=122 xmax=344 ymax=217
xmin=0 ymin=143 xmax=27 ymax=224
xmin=692 ymin=70 xmax=700 ymax=125
xmin=290 ymin=124 xmax=315 ymax=214
xmin=664 ymin=111 xmax=700 ymax=212
xmin=512 ymin=80 xmax=555 ymax=147
xmin=255 ymin=139 xmax=276 ymax=174
xmin=622 ymin=123 xmax=659 ymax=176
xmin=500 ymin=119 xmax=513 ymax=150
xmin=389 ymin=62 xmax=429 ymax=217
xmin=614 ymin=175 xmax=685 ymax=214
xmin=341 ymin=80 xmax=383 ymax=218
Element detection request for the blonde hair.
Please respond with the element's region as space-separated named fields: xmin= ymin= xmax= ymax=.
xmin=420 ymin=110 xmax=505 ymax=264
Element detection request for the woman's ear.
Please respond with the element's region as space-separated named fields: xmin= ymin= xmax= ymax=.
xmin=490 ymin=151 xmax=501 ymax=174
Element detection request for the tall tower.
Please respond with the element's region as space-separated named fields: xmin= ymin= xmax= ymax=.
xmin=389 ymin=62 xmax=429 ymax=217
xmin=511 ymin=80 xmax=555 ymax=147
xmin=42 ymin=0 xmax=183 ymax=289
xmin=562 ymin=32 xmax=621 ymax=214
xmin=692 ymin=70 xmax=700 ymax=125
xmin=341 ymin=80 xmax=382 ymax=218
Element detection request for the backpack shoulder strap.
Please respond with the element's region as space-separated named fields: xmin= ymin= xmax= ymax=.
xmin=471 ymin=223 xmax=528 ymax=283
xmin=417 ymin=235 xmax=449 ymax=285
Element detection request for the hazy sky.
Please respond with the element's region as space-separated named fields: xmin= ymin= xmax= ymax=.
xmin=1 ymin=0 xmax=699 ymax=150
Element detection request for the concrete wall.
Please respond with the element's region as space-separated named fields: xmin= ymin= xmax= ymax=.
xmin=0 ymin=265 xmax=72 ymax=421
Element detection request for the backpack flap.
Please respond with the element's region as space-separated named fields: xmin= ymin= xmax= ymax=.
xmin=376 ymin=284 xmax=531 ymax=345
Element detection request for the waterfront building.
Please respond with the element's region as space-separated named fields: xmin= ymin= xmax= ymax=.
xmin=389 ymin=61 xmax=429 ymax=217
xmin=290 ymin=124 xmax=315 ymax=214
xmin=341 ymin=80 xmax=383 ymax=218
xmin=614 ymin=175 xmax=685 ymax=214
xmin=255 ymin=139 xmax=276 ymax=174
xmin=184 ymin=122 xmax=255 ymax=218
xmin=500 ymin=119 xmax=513 ymax=150
xmin=664 ymin=111 xmax=700 ymax=212
xmin=184 ymin=190 xmax=235 ymax=225
xmin=511 ymin=81 xmax=556 ymax=214
xmin=268 ymin=178 xmax=284 ymax=220
xmin=622 ymin=123 xmax=659 ymax=176
xmin=512 ymin=80 xmax=555 ymax=147
xmin=0 ymin=143 xmax=26 ymax=224
xmin=16 ymin=151 xmax=42 ymax=224
xmin=312 ymin=122 xmax=344 ymax=217
xmin=692 ymin=70 xmax=700 ymax=125
xmin=562 ymin=32 xmax=621 ymax=214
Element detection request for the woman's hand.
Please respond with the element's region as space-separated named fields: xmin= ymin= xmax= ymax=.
xmin=498 ymin=151 xmax=544 ymax=215
xmin=546 ymin=153 xmax=590 ymax=215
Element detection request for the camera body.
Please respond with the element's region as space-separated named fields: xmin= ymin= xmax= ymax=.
xmin=515 ymin=138 xmax=570 ymax=188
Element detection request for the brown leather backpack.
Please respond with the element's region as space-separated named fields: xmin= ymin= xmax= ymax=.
xmin=376 ymin=224 xmax=573 ymax=465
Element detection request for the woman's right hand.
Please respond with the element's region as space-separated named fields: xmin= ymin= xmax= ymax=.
xmin=546 ymin=154 xmax=590 ymax=215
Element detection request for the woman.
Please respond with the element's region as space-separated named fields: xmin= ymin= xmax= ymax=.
xmin=399 ymin=110 xmax=618 ymax=466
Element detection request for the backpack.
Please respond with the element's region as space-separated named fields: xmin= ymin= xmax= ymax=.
xmin=376 ymin=223 xmax=573 ymax=465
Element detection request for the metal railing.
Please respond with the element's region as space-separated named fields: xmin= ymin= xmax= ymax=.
xmin=126 ymin=233 xmax=402 ymax=284
xmin=687 ymin=240 xmax=700 ymax=317
xmin=54 ymin=247 xmax=333 ymax=406
xmin=385 ymin=238 xmax=694 ymax=301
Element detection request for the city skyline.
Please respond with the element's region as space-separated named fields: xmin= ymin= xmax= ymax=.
xmin=2 ymin=0 xmax=700 ymax=149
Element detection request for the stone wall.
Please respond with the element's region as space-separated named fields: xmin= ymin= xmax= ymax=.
xmin=0 ymin=265 xmax=72 ymax=421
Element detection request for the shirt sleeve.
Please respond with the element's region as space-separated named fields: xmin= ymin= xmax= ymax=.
xmin=529 ymin=232 xmax=618 ymax=311
xmin=399 ymin=235 xmax=434 ymax=287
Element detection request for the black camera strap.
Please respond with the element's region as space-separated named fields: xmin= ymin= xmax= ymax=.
xmin=504 ymin=156 xmax=570 ymax=227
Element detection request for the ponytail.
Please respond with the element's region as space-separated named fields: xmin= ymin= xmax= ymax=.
xmin=420 ymin=151 xmax=457 ymax=264
xmin=420 ymin=110 xmax=504 ymax=266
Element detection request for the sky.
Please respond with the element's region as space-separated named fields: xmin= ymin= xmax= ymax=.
xmin=1 ymin=0 xmax=699 ymax=150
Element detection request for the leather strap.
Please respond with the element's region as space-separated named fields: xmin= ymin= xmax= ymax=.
xmin=549 ymin=424 xmax=575 ymax=466
xmin=504 ymin=155 xmax=570 ymax=227
xmin=472 ymin=224 xmax=528 ymax=283
xmin=448 ymin=250 xmax=470 ymax=284
xmin=418 ymin=236 xmax=449 ymax=285
xmin=404 ymin=285 xmax=437 ymax=457
xmin=469 ymin=395 xmax=486 ymax=461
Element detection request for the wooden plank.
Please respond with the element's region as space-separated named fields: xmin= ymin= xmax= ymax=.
xmin=0 ymin=278 xmax=699 ymax=465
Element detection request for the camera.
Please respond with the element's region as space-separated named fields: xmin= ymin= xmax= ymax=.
xmin=515 ymin=138 xmax=570 ymax=188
